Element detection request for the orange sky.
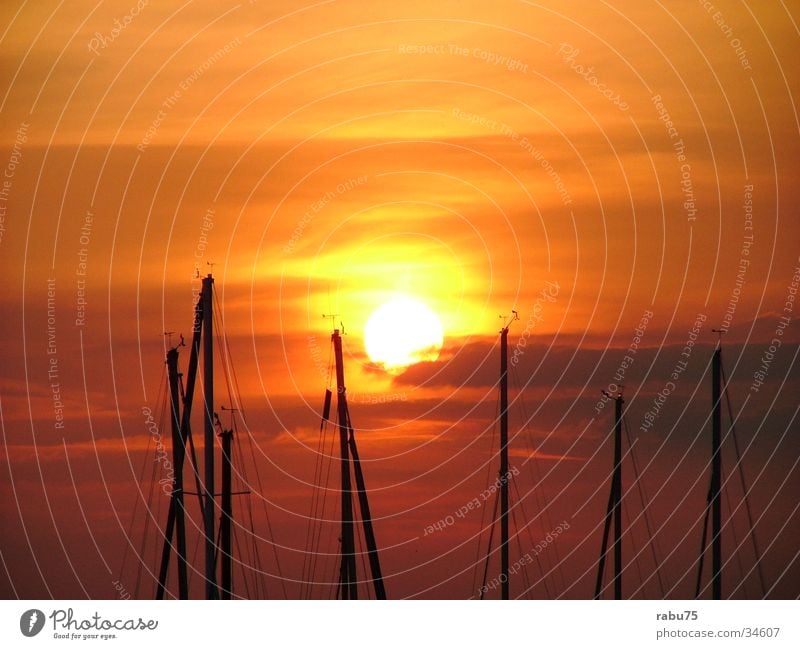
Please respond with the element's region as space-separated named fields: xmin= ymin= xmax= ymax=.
xmin=1 ymin=1 xmax=798 ymax=599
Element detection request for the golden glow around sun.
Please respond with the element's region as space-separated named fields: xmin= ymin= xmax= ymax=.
xmin=364 ymin=297 xmax=444 ymax=371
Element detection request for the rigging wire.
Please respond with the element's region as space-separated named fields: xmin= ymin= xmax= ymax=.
xmin=301 ymin=390 xmax=332 ymax=598
xmin=242 ymin=430 xmax=287 ymax=598
xmin=696 ymin=354 xmax=767 ymax=599
xmin=134 ymin=377 xmax=168 ymax=597
xmin=318 ymin=418 xmax=340 ymax=599
xmin=471 ymin=389 xmax=500 ymax=596
xmin=117 ymin=366 xmax=160 ymax=588
xmin=232 ymin=522 xmax=252 ymax=599
xmin=151 ymin=457 xmax=166 ymax=595
xmin=233 ymin=431 xmax=264 ymax=598
xmin=121 ymin=431 xmax=154 ymax=591
xmin=135 ymin=453 xmax=160 ymax=598
xmin=510 ymin=476 xmax=551 ymax=598
xmin=230 ymin=436 xmax=253 ymax=597
xmin=355 ymin=498 xmax=371 ymax=599
xmin=332 ymin=537 xmax=342 ymax=601
xmin=175 ymin=366 xmax=206 ymax=523
xmin=186 ymin=526 xmax=202 ymax=597
xmin=622 ymin=497 xmax=646 ymax=598
xmin=213 ymin=291 xmax=287 ymax=597
xmin=212 ymin=297 xmax=249 ymax=596
xmin=300 ymin=417 xmax=325 ymax=595
xmin=720 ymin=358 xmax=767 ymax=595
xmin=184 ymin=417 xmax=207 ymax=520
xmin=509 ymin=502 xmax=533 ymax=598
xmin=308 ymin=416 xmax=338 ymax=599
xmin=694 ymin=496 xmax=713 ymax=599
xmin=237 ymin=418 xmax=271 ymax=599
xmin=305 ymin=344 xmax=340 ymax=598
xmin=622 ymin=416 xmax=666 ymax=597
xmin=722 ymin=476 xmax=749 ymax=598
xmin=478 ymin=487 xmax=501 ymax=600
xmin=510 ymin=363 xmax=568 ymax=594
xmin=328 ymin=536 xmax=341 ymax=600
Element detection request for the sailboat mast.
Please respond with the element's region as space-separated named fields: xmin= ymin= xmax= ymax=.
xmin=333 ymin=329 xmax=357 ymax=599
xmin=202 ymin=274 xmax=218 ymax=599
xmin=167 ymin=347 xmax=189 ymax=598
xmin=613 ymin=393 xmax=623 ymax=600
xmin=155 ymin=347 xmax=189 ymax=599
xmin=499 ymin=325 xmax=510 ymax=600
xmin=711 ymin=345 xmax=722 ymax=600
xmin=348 ymin=427 xmax=387 ymax=599
xmin=594 ymin=391 xmax=623 ymax=599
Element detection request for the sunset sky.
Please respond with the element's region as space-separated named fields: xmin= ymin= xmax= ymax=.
xmin=1 ymin=0 xmax=798 ymax=600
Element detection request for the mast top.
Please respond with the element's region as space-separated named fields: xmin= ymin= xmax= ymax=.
xmin=323 ymin=313 xmax=343 ymax=335
xmin=164 ymin=331 xmax=186 ymax=354
xmin=499 ymin=309 xmax=519 ymax=333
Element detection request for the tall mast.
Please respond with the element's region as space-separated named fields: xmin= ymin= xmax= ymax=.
xmin=613 ymin=393 xmax=623 ymax=600
xmin=348 ymin=426 xmax=387 ymax=599
xmin=332 ymin=328 xmax=357 ymax=599
xmin=711 ymin=344 xmax=722 ymax=600
xmin=167 ymin=347 xmax=189 ymax=598
xmin=202 ymin=274 xmax=218 ymax=599
xmin=499 ymin=324 xmax=510 ymax=600
xmin=154 ymin=275 xmax=238 ymax=600
xmin=155 ymin=346 xmax=189 ymax=599
xmin=594 ymin=391 xmax=623 ymax=599
xmin=328 ymin=326 xmax=386 ymax=599
xmin=156 ymin=302 xmax=203 ymax=600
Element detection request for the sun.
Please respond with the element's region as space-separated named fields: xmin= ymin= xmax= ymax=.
xmin=364 ymin=297 xmax=444 ymax=371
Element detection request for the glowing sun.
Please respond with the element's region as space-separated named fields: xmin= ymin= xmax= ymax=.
xmin=364 ymin=297 xmax=444 ymax=371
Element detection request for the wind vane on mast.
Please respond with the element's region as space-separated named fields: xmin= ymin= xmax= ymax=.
xmin=499 ymin=309 xmax=520 ymax=331
xmin=163 ymin=331 xmax=185 ymax=349
xmin=322 ymin=313 xmax=342 ymax=333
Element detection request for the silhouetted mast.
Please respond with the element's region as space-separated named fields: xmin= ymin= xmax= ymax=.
xmin=492 ymin=311 xmax=518 ymax=599
xmin=155 ymin=275 xmax=225 ymax=599
xmin=330 ymin=327 xmax=386 ymax=599
xmin=202 ymin=274 xmax=219 ymax=599
xmin=348 ymin=417 xmax=387 ymax=599
xmin=711 ymin=338 xmax=723 ymax=599
xmin=595 ymin=391 xmax=623 ymax=599
xmin=333 ymin=329 xmax=357 ymax=599
xmin=499 ymin=323 xmax=510 ymax=600
xmin=695 ymin=334 xmax=724 ymax=599
xmin=612 ymin=392 xmax=623 ymax=600
xmin=155 ymin=345 xmax=189 ymax=599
